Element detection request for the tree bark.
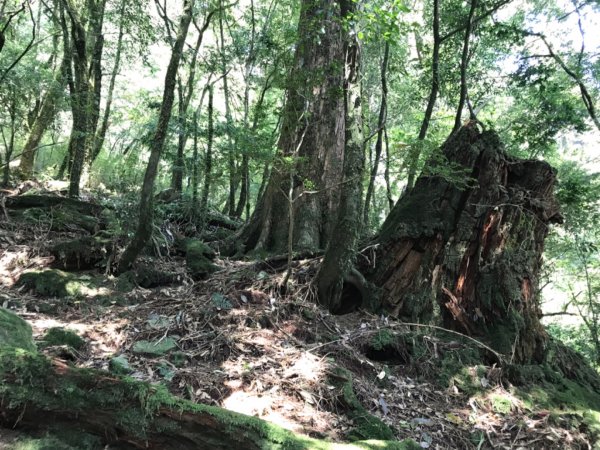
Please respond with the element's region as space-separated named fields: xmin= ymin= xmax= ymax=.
xmin=363 ymin=124 xmax=562 ymax=363
xmin=406 ymin=0 xmax=440 ymax=191
xmin=363 ymin=42 xmax=389 ymax=226
xmin=90 ymin=0 xmax=126 ymax=164
xmin=452 ymin=0 xmax=477 ymax=134
xmin=316 ymin=0 xmax=364 ymax=313
xmin=237 ymin=0 xmax=346 ymax=254
xmin=200 ymin=85 xmax=214 ymax=216
xmin=18 ymin=55 xmax=69 ymax=178
xmin=117 ymin=0 xmax=194 ymax=273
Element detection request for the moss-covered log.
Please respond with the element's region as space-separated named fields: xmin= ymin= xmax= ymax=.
xmin=0 ymin=348 xmax=418 ymax=450
xmin=4 ymin=194 xmax=105 ymax=215
xmin=364 ymin=123 xmax=562 ymax=363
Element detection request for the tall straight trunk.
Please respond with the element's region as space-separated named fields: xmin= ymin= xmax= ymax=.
xmin=117 ymin=0 xmax=194 ymax=273
xmin=171 ymin=80 xmax=186 ymax=193
xmin=238 ymin=0 xmax=346 ymax=254
xmin=1 ymin=98 xmax=16 ymax=185
xmin=316 ymin=0 xmax=364 ymax=312
xmin=218 ymin=7 xmax=236 ymax=216
xmin=19 ymin=55 xmax=68 ymax=178
xmin=383 ymin=127 xmax=393 ymax=212
xmin=200 ymin=86 xmax=214 ymax=215
xmin=191 ymin=110 xmax=199 ymax=207
xmin=61 ymin=0 xmax=107 ymax=197
xmin=406 ymin=0 xmax=440 ymax=191
xmin=90 ymin=0 xmax=125 ymax=164
xmin=170 ymin=12 xmax=212 ymax=193
xmin=452 ymin=0 xmax=477 ymax=133
xmin=363 ymin=41 xmax=389 ymax=226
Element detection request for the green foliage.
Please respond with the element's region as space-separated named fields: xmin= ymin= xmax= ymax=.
xmin=41 ymin=328 xmax=85 ymax=350
xmin=0 ymin=308 xmax=36 ymax=352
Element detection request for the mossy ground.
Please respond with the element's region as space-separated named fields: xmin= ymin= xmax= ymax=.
xmin=0 ymin=308 xmax=36 ymax=351
xmin=0 ymin=348 xmax=418 ymax=450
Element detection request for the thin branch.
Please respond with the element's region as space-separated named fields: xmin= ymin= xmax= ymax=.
xmin=0 ymin=1 xmax=36 ymax=83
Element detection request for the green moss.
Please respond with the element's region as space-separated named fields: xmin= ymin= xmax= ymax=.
xmin=50 ymin=235 xmax=111 ymax=270
xmin=0 ymin=348 xmax=417 ymax=449
xmin=8 ymin=429 xmax=103 ymax=450
xmin=371 ymin=330 xmax=395 ymax=351
xmin=0 ymin=308 xmax=36 ymax=352
xmin=490 ymin=394 xmax=513 ymax=414
xmin=329 ymin=367 xmax=396 ymax=441
xmin=40 ymin=328 xmax=85 ymax=350
xmin=17 ymin=270 xmax=88 ymax=298
xmin=186 ymin=240 xmax=219 ymax=279
xmin=437 ymin=347 xmax=483 ymax=392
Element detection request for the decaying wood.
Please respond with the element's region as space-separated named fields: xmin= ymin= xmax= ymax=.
xmin=0 ymin=349 xmax=413 ymax=450
xmin=4 ymin=194 xmax=104 ymax=215
xmin=364 ymin=123 xmax=561 ymax=362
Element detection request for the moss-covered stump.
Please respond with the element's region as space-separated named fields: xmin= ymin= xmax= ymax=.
xmin=363 ymin=125 xmax=561 ymax=363
xmin=0 ymin=308 xmax=35 ymax=351
xmin=50 ymin=235 xmax=112 ymax=271
xmin=17 ymin=269 xmax=91 ymax=298
xmin=0 ymin=348 xmax=418 ymax=450
xmin=185 ymin=240 xmax=219 ymax=280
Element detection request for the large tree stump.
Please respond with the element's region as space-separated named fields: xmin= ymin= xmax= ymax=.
xmin=364 ymin=124 xmax=561 ymax=363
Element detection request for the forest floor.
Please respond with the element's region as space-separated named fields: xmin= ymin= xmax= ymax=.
xmin=0 ymin=187 xmax=597 ymax=449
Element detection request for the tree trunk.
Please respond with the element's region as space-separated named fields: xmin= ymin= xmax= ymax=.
xmin=237 ymin=0 xmax=346 ymax=254
xmin=452 ymin=0 xmax=477 ymax=134
xmin=200 ymin=85 xmax=214 ymax=215
xmin=0 ymin=348 xmax=409 ymax=450
xmin=18 ymin=55 xmax=69 ymax=178
xmin=90 ymin=0 xmax=125 ymax=164
xmin=406 ymin=0 xmax=440 ymax=191
xmin=316 ymin=0 xmax=364 ymax=313
xmin=117 ymin=0 xmax=194 ymax=273
xmin=363 ymin=124 xmax=562 ymax=363
xmin=61 ymin=0 xmax=107 ymax=197
xmin=363 ymin=42 xmax=389 ymax=226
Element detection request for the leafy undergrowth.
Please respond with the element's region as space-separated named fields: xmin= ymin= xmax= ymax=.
xmin=1 ymin=193 xmax=599 ymax=449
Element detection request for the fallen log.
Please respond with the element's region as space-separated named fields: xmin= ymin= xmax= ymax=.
xmin=0 ymin=348 xmax=418 ymax=450
xmin=4 ymin=194 xmax=105 ymax=215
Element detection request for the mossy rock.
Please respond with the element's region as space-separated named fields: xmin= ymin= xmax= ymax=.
xmin=50 ymin=235 xmax=112 ymax=271
xmin=0 ymin=308 xmax=36 ymax=352
xmin=40 ymin=328 xmax=85 ymax=350
xmin=134 ymin=266 xmax=180 ymax=289
xmin=18 ymin=270 xmax=89 ymax=298
xmin=185 ymin=240 xmax=219 ymax=280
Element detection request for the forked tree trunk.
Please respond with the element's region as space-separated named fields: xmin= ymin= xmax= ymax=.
xmin=238 ymin=0 xmax=346 ymax=254
xmin=363 ymin=124 xmax=562 ymax=363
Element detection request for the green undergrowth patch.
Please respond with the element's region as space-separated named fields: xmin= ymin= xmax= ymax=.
xmin=328 ymin=367 xmax=398 ymax=442
xmin=40 ymin=328 xmax=85 ymax=350
xmin=0 ymin=308 xmax=36 ymax=351
xmin=16 ymin=270 xmax=133 ymax=308
xmin=7 ymin=430 xmax=104 ymax=450
xmin=0 ymin=348 xmax=418 ymax=449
